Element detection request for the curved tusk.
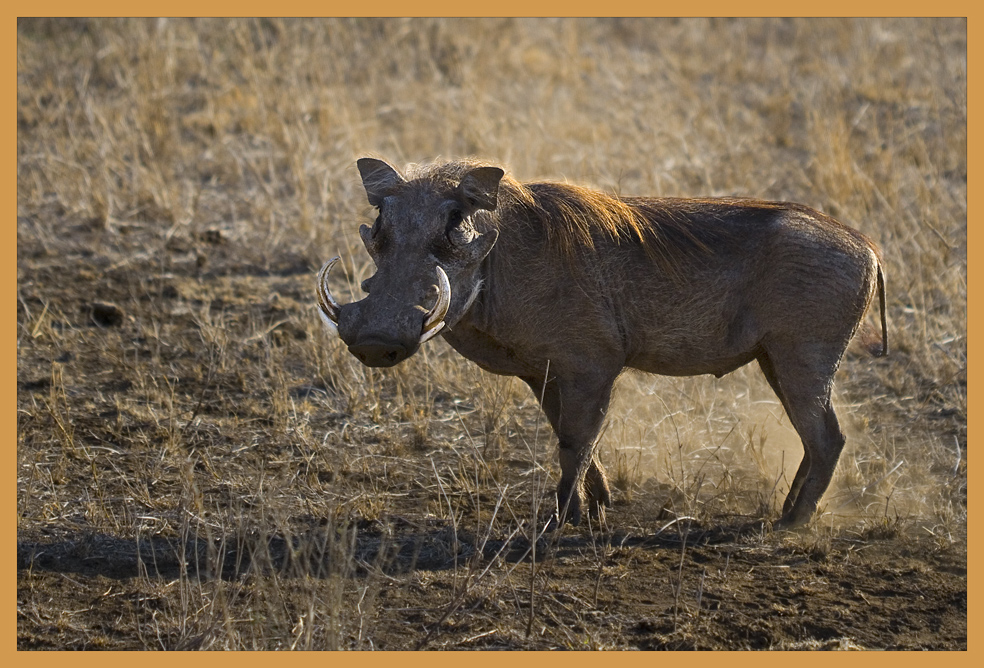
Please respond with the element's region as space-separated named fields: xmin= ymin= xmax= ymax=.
xmin=420 ymin=265 xmax=451 ymax=343
xmin=316 ymin=257 xmax=341 ymax=334
xmin=419 ymin=321 xmax=445 ymax=344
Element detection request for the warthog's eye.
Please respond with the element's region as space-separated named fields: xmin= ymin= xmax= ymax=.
xmin=445 ymin=209 xmax=464 ymax=232
xmin=370 ymin=213 xmax=382 ymax=239
xmin=445 ymin=209 xmax=463 ymax=236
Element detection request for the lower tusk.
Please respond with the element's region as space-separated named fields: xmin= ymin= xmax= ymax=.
xmin=419 ymin=321 xmax=445 ymax=344
xmin=317 ymin=256 xmax=341 ymax=334
xmin=422 ymin=266 xmax=451 ymax=335
xmin=318 ymin=308 xmax=338 ymax=334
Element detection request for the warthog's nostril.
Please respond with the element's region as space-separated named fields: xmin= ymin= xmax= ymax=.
xmin=348 ymin=341 xmax=409 ymax=368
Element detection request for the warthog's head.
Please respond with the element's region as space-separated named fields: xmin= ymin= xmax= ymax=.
xmin=318 ymin=158 xmax=502 ymax=367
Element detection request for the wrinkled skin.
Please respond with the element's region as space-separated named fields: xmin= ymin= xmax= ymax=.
xmin=320 ymin=158 xmax=887 ymax=529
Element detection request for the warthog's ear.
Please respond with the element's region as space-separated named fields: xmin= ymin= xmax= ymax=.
xmin=357 ymin=158 xmax=405 ymax=207
xmin=456 ymin=167 xmax=505 ymax=214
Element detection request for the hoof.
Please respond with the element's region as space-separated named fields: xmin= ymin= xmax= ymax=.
xmin=587 ymin=502 xmax=607 ymax=527
xmin=547 ymin=506 xmax=581 ymax=530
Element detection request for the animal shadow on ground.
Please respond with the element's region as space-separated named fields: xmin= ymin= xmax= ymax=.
xmin=17 ymin=515 xmax=769 ymax=584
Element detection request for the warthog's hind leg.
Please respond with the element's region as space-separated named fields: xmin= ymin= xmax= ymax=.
xmin=584 ymin=455 xmax=612 ymax=518
xmin=760 ymin=345 xmax=847 ymax=529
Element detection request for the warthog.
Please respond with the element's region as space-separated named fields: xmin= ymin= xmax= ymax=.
xmin=318 ymin=157 xmax=887 ymax=529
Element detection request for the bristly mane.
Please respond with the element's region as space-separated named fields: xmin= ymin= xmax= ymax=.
xmin=404 ymin=158 xmax=653 ymax=254
xmin=402 ymin=159 xmax=782 ymax=275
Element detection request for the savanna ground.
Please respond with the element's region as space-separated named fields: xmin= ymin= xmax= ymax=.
xmin=16 ymin=18 xmax=966 ymax=650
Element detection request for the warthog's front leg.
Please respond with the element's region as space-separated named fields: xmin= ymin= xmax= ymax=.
xmin=522 ymin=372 xmax=616 ymax=527
xmin=557 ymin=447 xmax=611 ymax=525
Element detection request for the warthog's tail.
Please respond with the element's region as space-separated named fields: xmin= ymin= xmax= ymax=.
xmin=875 ymin=263 xmax=888 ymax=357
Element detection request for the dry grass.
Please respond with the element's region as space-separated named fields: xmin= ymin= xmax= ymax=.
xmin=17 ymin=18 xmax=965 ymax=650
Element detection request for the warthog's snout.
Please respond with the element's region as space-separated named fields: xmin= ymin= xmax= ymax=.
xmin=318 ymin=257 xmax=451 ymax=368
xmin=346 ymin=337 xmax=410 ymax=367
xmin=334 ymin=301 xmax=420 ymax=368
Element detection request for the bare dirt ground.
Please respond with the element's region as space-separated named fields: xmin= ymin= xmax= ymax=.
xmin=17 ymin=18 xmax=965 ymax=650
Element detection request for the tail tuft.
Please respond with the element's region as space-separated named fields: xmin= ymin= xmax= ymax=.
xmin=875 ymin=264 xmax=888 ymax=357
